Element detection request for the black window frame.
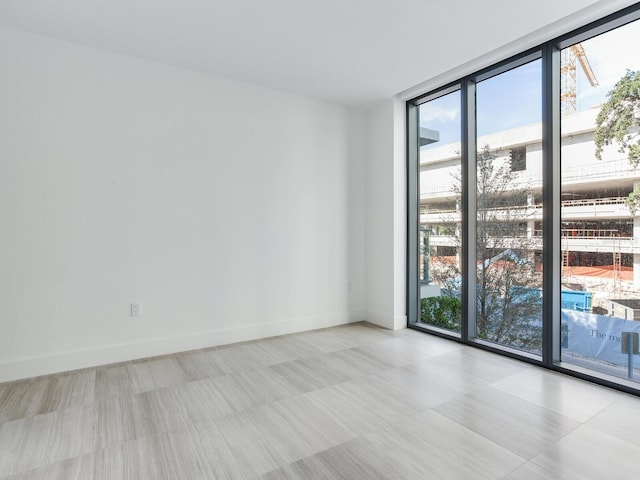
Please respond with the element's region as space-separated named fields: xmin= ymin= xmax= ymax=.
xmin=406 ymin=2 xmax=640 ymax=395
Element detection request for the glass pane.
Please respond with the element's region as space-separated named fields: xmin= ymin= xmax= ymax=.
xmin=475 ymin=60 xmax=543 ymax=354
xmin=418 ymin=90 xmax=462 ymax=332
xmin=561 ymin=19 xmax=640 ymax=382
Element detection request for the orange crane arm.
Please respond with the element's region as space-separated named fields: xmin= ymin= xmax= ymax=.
xmin=572 ymin=43 xmax=599 ymax=87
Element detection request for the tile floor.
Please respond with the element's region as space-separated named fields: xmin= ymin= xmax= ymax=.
xmin=0 ymin=322 xmax=637 ymax=479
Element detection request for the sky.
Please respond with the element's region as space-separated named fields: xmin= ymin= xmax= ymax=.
xmin=420 ymin=18 xmax=640 ymax=150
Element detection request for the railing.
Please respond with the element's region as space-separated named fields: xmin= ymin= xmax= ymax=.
xmin=560 ymin=229 xmax=632 ymax=239
xmin=420 ymin=206 xmax=457 ymax=215
xmin=529 ymin=229 xmax=633 ymax=239
xmin=421 ymin=197 xmax=629 ymax=216
xmin=561 ymin=197 xmax=627 ymax=208
xmin=420 ymin=187 xmax=456 ymax=197
xmin=426 ymin=227 xmax=634 ymax=241
xmin=563 ymin=160 xmax=640 ymax=182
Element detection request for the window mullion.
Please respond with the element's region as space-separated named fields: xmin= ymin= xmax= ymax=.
xmin=461 ymin=78 xmax=477 ymax=342
xmin=542 ymin=43 xmax=561 ymax=366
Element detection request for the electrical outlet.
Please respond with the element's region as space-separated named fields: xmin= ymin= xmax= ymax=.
xmin=131 ymin=302 xmax=142 ymax=316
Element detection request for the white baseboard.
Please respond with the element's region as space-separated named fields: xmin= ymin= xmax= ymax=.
xmin=0 ymin=312 xmax=360 ymax=382
xmin=394 ymin=315 xmax=408 ymax=330
xmin=365 ymin=309 xmax=391 ymax=329
xmin=364 ymin=310 xmax=408 ymax=330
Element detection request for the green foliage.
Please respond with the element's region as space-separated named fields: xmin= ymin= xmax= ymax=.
xmin=625 ymin=183 xmax=640 ymax=215
xmin=594 ymin=70 xmax=640 ymax=166
xmin=474 ymin=146 xmax=542 ymax=351
xmin=432 ymin=144 xmax=542 ymax=352
xmin=421 ymin=296 xmax=461 ymax=332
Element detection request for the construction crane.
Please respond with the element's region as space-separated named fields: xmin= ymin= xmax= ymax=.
xmin=560 ymin=42 xmax=599 ymax=116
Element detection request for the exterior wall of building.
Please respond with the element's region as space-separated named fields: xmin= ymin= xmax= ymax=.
xmin=420 ymin=108 xmax=640 ymax=290
xmin=609 ymin=302 xmax=640 ymax=321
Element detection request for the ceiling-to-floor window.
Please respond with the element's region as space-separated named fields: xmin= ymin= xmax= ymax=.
xmin=560 ymin=17 xmax=640 ymax=384
xmin=475 ymin=59 xmax=543 ymax=355
xmin=407 ymin=4 xmax=640 ymax=393
xmin=416 ymin=88 xmax=462 ymax=334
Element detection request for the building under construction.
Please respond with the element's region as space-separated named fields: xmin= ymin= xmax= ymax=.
xmin=420 ymin=107 xmax=640 ymax=310
xmin=560 ymin=42 xmax=599 ymax=116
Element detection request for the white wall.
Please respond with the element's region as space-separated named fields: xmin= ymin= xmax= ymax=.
xmin=364 ymin=99 xmax=406 ymax=330
xmin=0 ymin=28 xmax=365 ymax=381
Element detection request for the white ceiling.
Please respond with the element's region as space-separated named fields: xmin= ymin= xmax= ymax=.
xmin=1 ymin=0 xmax=637 ymax=105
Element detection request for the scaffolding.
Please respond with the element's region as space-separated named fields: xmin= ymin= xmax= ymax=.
xmin=613 ymin=233 xmax=622 ymax=294
xmin=560 ymin=43 xmax=599 ymax=116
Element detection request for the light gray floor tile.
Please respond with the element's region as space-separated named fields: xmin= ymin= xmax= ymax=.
xmin=92 ymin=429 xmax=213 ymax=480
xmin=211 ymin=366 xmax=303 ymax=412
xmin=323 ymin=348 xmax=395 ymax=377
xmin=375 ymin=409 xmax=526 ymax=479
xmin=258 ymin=438 xmax=407 ymax=480
xmin=400 ymin=358 xmax=493 ymax=403
xmin=250 ymin=335 xmax=323 ymax=365
xmin=269 ymin=355 xmax=352 ymax=393
xmin=0 ymin=405 xmax=95 ymax=478
xmin=294 ymin=329 xmax=361 ymax=353
xmin=176 ymin=376 xmax=236 ymax=423
xmin=94 ymin=364 xmax=135 ymax=401
xmin=369 ymin=363 xmax=480 ymax=409
xmin=0 ymin=372 xmax=95 ymax=423
xmin=95 ymin=357 xmax=189 ymax=400
xmin=94 ymin=394 xmax=153 ymax=450
xmin=490 ymin=368 xmax=622 ymax=422
xmin=199 ymin=344 xmax=264 ymax=374
xmin=175 ymin=349 xmax=227 ymax=382
xmin=257 ymin=456 xmax=340 ymax=480
xmin=37 ymin=372 xmax=96 ymax=417
xmin=333 ymin=323 xmax=393 ymax=345
xmin=269 ymin=348 xmax=392 ymax=395
xmin=584 ymin=394 xmax=640 ymax=444
xmin=125 ymin=357 xmax=190 ymax=394
xmin=249 ymin=395 xmax=356 ymax=464
xmin=381 ymin=331 xmax=464 ymax=359
xmin=0 ymin=454 xmax=94 ymax=480
xmin=0 ymin=380 xmax=49 ymax=423
xmin=196 ymin=411 xmax=287 ymax=479
xmin=349 ymin=338 xmax=433 ymax=368
xmin=500 ymin=461 xmax=565 ymax=480
xmin=302 ymin=381 xmax=403 ymax=437
xmin=434 ymin=386 xmax=580 ymax=459
xmin=191 ymin=423 xmax=247 ymax=480
xmin=310 ymin=437 xmax=417 ymax=480
xmin=94 ymin=386 xmax=191 ymax=449
xmin=427 ymin=348 xmax=533 ymax=385
xmin=2 ymin=322 xmax=640 ymax=480
xmin=333 ymin=377 xmax=417 ymax=423
xmin=531 ymin=425 xmax=640 ymax=480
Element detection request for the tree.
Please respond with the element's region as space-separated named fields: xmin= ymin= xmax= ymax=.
xmin=474 ymin=146 xmax=542 ymax=351
xmin=594 ymin=70 xmax=640 ymax=213
xmin=428 ymin=145 xmax=542 ymax=351
xmin=594 ymin=70 xmax=640 ymax=166
xmin=625 ymin=184 xmax=640 ymax=215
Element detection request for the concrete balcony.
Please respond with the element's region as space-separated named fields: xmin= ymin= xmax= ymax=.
xmin=429 ymin=235 xmax=458 ymax=248
xmin=562 ymin=160 xmax=640 ymax=188
xmin=420 ymin=210 xmax=459 ymax=224
xmin=561 ymin=197 xmax=631 ymax=219
xmin=420 ymin=188 xmax=457 ymax=201
xmin=428 ymin=230 xmax=640 ymax=254
xmin=421 ymin=198 xmax=633 ymax=224
xmin=420 ymin=161 xmax=640 ymax=200
xmin=559 ymin=234 xmax=638 ymax=254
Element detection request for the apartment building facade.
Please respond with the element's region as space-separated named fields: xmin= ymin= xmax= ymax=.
xmin=420 ymin=107 xmax=640 ymax=309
